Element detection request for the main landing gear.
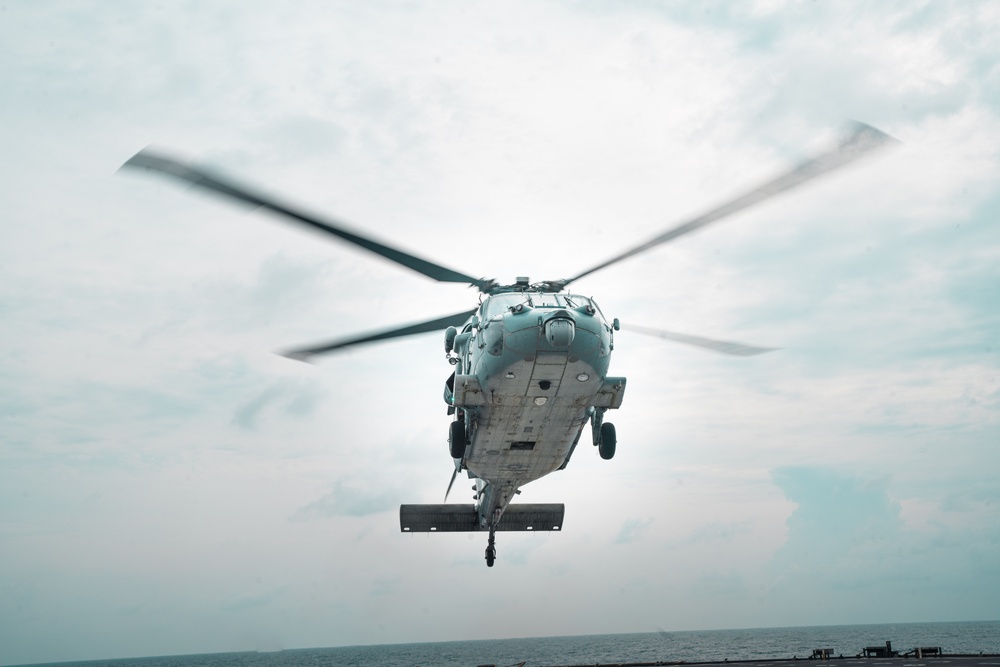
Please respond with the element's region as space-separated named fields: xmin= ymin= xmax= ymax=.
xmin=599 ymin=422 xmax=617 ymax=460
xmin=449 ymin=417 xmax=467 ymax=459
xmin=485 ymin=528 xmax=496 ymax=567
xmin=592 ymin=408 xmax=617 ymax=460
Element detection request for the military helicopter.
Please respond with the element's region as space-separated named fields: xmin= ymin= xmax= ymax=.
xmin=122 ymin=122 xmax=894 ymax=567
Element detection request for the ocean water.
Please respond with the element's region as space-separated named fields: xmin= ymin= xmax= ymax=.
xmin=16 ymin=621 xmax=1000 ymax=667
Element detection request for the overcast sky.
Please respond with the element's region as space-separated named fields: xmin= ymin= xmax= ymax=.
xmin=2 ymin=1 xmax=999 ymax=664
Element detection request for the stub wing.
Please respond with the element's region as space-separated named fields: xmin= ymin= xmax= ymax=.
xmin=400 ymin=503 xmax=565 ymax=532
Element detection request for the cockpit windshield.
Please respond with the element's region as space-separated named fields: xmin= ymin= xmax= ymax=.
xmin=529 ymin=293 xmax=592 ymax=309
xmin=482 ymin=293 xmax=529 ymax=319
xmin=556 ymin=294 xmax=593 ymax=310
xmin=481 ymin=292 xmax=598 ymax=319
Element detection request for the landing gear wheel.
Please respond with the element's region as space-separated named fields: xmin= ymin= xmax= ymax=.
xmin=599 ymin=422 xmax=617 ymax=460
xmin=449 ymin=419 xmax=466 ymax=459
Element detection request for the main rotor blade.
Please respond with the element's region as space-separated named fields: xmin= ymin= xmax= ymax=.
xmin=282 ymin=308 xmax=477 ymax=361
xmin=560 ymin=122 xmax=898 ymax=288
xmin=626 ymin=324 xmax=778 ymax=357
xmin=121 ymin=149 xmax=492 ymax=291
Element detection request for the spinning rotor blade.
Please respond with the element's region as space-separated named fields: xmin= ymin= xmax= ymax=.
xmin=282 ymin=308 xmax=477 ymax=361
xmin=121 ymin=149 xmax=492 ymax=291
xmin=560 ymin=122 xmax=898 ymax=288
xmin=626 ymin=324 xmax=778 ymax=357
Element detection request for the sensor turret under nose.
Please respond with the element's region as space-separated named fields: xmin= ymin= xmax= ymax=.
xmin=544 ymin=318 xmax=575 ymax=348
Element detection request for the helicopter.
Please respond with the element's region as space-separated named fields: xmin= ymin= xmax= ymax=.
xmin=122 ymin=122 xmax=895 ymax=567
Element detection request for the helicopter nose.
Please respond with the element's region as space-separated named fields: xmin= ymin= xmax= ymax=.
xmin=544 ymin=317 xmax=575 ymax=348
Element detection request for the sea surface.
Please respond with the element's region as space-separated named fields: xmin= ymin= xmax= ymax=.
xmin=14 ymin=620 xmax=1000 ymax=667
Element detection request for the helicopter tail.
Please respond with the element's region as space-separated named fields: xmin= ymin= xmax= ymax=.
xmin=399 ymin=503 xmax=565 ymax=533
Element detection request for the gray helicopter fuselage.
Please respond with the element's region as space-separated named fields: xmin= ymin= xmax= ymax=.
xmin=448 ymin=290 xmax=626 ymax=529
